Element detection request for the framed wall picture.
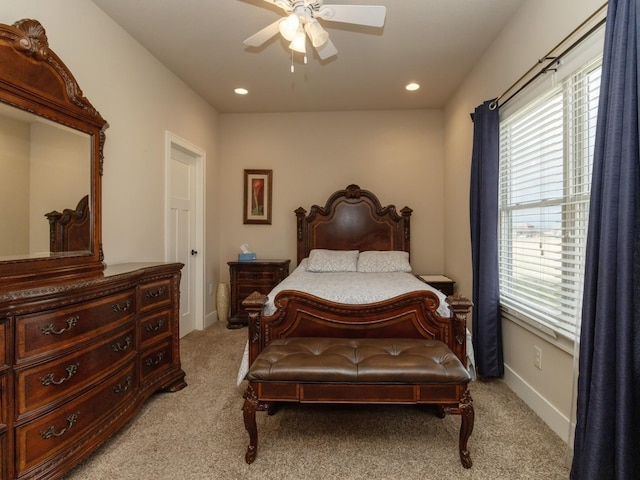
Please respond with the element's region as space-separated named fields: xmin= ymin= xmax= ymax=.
xmin=243 ymin=169 xmax=272 ymax=225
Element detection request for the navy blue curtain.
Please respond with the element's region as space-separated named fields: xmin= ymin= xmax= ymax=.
xmin=469 ymin=100 xmax=504 ymax=377
xmin=571 ymin=1 xmax=640 ymax=479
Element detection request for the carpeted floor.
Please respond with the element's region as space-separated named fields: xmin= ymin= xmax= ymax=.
xmin=65 ymin=321 xmax=570 ymax=480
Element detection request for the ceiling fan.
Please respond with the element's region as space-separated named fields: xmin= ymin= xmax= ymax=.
xmin=243 ymin=1 xmax=387 ymax=61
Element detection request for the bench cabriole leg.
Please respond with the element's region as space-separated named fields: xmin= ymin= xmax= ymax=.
xmin=459 ymin=389 xmax=474 ymax=468
xmin=243 ymin=384 xmax=260 ymax=464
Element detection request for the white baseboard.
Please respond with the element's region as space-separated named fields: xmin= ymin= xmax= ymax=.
xmin=503 ymin=364 xmax=571 ymax=443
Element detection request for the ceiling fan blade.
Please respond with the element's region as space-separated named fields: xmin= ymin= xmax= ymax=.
xmin=243 ymin=20 xmax=281 ymax=47
xmin=262 ymin=0 xmax=293 ymax=11
xmin=316 ymin=5 xmax=386 ymax=28
xmin=315 ymin=38 xmax=338 ymax=60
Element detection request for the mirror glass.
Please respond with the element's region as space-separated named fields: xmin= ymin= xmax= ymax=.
xmin=0 ymin=102 xmax=91 ymax=260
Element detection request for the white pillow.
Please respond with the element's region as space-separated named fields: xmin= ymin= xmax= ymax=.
xmin=357 ymin=250 xmax=412 ymax=273
xmin=307 ymin=249 xmax=359 ymax=272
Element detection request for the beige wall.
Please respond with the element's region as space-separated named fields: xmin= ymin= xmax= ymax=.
xmin=0 ymin=116 xmax=29 ymax=256
xmin=443 ymin=0 xmax=604 ymax=440
xmin=218 ymin=110 xmax=445 ymax=282
xmin=29 ymin=123 xmax=89 ymax=253
xmin=2 ymin=0 xmax=221 ymax=321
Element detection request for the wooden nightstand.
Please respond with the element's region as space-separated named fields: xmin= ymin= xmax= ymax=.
xmin=417 ymin=274 xmax=456 ymax=296
xmin=227 ymin=259 xmax=290 ymax=329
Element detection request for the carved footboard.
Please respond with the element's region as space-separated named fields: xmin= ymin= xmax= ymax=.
xmin=241 ymin=289 xmax=475 ymax=468
xmin=242 ymin=289 xmax=473 ymax=367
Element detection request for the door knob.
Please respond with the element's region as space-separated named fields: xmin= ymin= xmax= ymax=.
xmin=191 ymin=250 xmax=198 ymax=256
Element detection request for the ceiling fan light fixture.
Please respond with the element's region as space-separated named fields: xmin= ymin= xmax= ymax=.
xmin=290 ymin=30 xmax=306 ymax=53
xmin=305 ymin=19 xmax=329 ymax=48
xmin=279 ymin=14 xmax=300 ymax=41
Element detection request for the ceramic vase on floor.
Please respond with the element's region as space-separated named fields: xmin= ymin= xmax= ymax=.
xmin=216 ymin=283 xmax=230 ymax=322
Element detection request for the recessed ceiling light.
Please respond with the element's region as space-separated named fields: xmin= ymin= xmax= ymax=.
xmin=405 ymin=83 xmax=420 ymax=91
xmin=234 ymin=88 xmax=249 ymax=95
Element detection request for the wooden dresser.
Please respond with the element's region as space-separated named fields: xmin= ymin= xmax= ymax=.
xmin=227 ymin=260 xmax=290 ymax=328
xmin=0 ymin=19 xmax=187 ymax=479
xmin=0 ymin=262 xmax=186 ymax=480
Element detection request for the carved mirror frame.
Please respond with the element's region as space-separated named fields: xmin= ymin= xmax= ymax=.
xmin=0 ymin=19 xmax=108 ymax=288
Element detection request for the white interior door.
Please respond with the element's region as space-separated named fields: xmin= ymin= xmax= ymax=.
xmin=166 ymin=135 xmax=204 ymax=337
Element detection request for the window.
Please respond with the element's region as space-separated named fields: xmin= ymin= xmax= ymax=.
xmin=498 ymin=57 xmax=602 ymax=338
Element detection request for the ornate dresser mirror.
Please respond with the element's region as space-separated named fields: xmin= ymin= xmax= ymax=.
xmin=0 ymin=19 xmax=107 ymax=288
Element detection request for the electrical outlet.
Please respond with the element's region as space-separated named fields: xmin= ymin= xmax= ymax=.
xmin=534 ymin=346 xmax=542 ymax=370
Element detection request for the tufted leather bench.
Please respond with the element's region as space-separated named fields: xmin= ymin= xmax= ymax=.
xmin=242 ymin=337 xmax=474 ymax=468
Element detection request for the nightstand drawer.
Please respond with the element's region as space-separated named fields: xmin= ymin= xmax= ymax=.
xmin=236 ymin=269 xmax=279 ymax=283
xmin=237 ymin=284 xmax=273 ymax=298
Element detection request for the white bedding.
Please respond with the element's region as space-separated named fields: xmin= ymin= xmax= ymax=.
xmin=263 ymin=258 xmax=451 ymax=317
xmin=236 ymin=259 xmax=476 ymax=384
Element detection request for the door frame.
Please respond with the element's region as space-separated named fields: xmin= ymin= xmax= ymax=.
xmin=164 ymin=131 xmax=205 ymax=332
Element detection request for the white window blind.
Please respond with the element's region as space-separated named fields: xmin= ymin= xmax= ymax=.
xmin=498 ymin=57 xmax=602 ymax=338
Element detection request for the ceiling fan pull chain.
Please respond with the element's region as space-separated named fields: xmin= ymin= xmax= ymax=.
xmin=291 ymin=49 xmax=295 ymax=73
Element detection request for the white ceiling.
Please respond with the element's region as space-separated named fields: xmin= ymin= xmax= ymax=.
xmin=92 ymin=0 xmax=525 ymax=114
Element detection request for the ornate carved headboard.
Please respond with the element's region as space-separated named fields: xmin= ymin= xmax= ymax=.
xmin=45 ymin=195 xmax=90 ymax=253
xmin=295 ymin=184 xmax=412 ymax=264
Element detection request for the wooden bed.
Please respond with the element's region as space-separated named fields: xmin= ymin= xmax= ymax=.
xmin=241 ymin=184 xmax=474 ymax=467
xmin=45 ymin=194 xmax=91 ymax=253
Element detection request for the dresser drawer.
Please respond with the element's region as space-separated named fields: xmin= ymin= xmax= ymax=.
xmin=0 ymin=433 xmax=5 ymax=480
xmin=140 ymin=340 xmax=174 ymax=384
xmin=139 ymin=279 xmax=173 ymax=314
xmin=139 ymin=309 xmax=172 ymax=348
xmin=0 ymin=375 xmax=6 ymax=426
xmin=0 ymin=434 xmax=4 ymax=478
xmin=16 ymin=363 xmax=136 ymax=475
xmin=16 ymin=326 xmax=136 ymax=417
xmin=16 ymin=290 xmax=135 ymax=362
xmin=0 ymin=322 xmax=5 ymax=368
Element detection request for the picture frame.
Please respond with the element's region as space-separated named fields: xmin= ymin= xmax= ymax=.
xmin=243 ymin=169 xmax=272 ymax=225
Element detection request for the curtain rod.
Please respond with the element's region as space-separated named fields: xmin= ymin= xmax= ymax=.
xmin=490 ymin=2 xmax=608 ymax=110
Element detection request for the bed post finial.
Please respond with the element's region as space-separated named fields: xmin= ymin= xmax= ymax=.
xmin=401 ymin=206 xmax=412 ymax=245
xmin=295 ymin=207 xmax=307 ymax=263
xmin=446 ymin=294 xmax=473 ymax=365
xmin=243 ymin=292 xmax=268 ymax=365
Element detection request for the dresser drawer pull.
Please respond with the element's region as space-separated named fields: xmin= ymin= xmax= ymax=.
xmin=111 ymin=335 xmax=133 ymax=352
xmin=145 ymin=287 xmax=166 ymax=298
xmin=112 ymin=299 xmax=132 ymax=312
xmin=144 ymin=351 xmax=165 ymax=366
xmin=41 ymin=315 xmax=79 ymax=336
xmin=145 ymin=318 xmax=165 ymax=332
xmin=39 ymin=362 xmax=80 ymax=386
xmin=113 ymin=374 xmax=132 ymax=394
xmin=40 ymin=412 xmax=79 ymax=439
